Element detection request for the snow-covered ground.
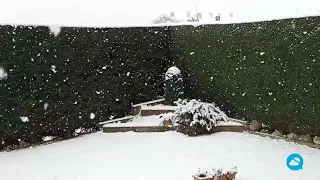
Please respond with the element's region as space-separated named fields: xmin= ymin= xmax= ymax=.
xmin=0 ymin=131 xmax=319 ymax=180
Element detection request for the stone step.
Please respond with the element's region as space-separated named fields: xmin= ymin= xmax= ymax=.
xmin=140 ymin=109 xmax=175 ymax=116
xmin=131 ymin=98 xmax=165 ymax=116
xmin=98 ymin=116 xmax=135 ymax=127
xmin=103 ymin=126 xmax=172 ymax=133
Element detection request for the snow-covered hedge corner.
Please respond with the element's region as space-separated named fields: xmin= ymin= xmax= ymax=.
xmin=173 ymin=99 xmax=228 ymax=136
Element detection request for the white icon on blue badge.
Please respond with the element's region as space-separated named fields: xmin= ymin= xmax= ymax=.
xmin=286 ymin=153 xmax=304 ymax=171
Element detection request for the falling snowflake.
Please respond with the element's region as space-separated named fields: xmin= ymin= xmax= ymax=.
xmin=190 ymin=52 xmax=195 ymax=55
xmin=96 ymin=91 xmax=101 ymax=94
xmin=268 ymin=92 xmax=273 ymax=96
xmin=126 ymin=72 xmax=131 ymax=76
xmin=0 ymin=67 xmax=8 ymax=80
xmin=260 ymin=52 xmax=265 ymax=55
xmin=242 ymin=92 xmax=246 ymax=96
xmin=44 ymin=103 xmax=49 ymax=110
xmin=90 ymin=113 xmax=95 ymax=120
xmin=20 ymin=116 xmax=29 ymax=122
xmin=51 ymin=65 xmax=57 ymax=73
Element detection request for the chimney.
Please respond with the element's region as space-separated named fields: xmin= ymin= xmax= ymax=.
xmin=196 ymin=13 xmax=202 ymax=19
xmin=187 ymin=11 xmax=191 ymax=17
xmin=215 ymin=14 xmax=221 ymax=21
xmin=170 ymin=12 xmax=175 ymax=17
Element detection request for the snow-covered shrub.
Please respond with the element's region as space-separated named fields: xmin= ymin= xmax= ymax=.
xmin=173 ymin=99 xmax=228 ymax=136
xmin=164 ymin=66 xmax=184 ymax=105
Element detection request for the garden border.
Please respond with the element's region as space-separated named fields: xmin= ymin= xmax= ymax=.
xmin=103 ymin=124 xmax=244 ymax=133
xmin=248 ymin=131 xmax=320 ymax=150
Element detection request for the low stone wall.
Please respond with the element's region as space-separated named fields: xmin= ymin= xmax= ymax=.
xmin=103 ymin=125 xmax=244 ymax=134
xmin=98 ymin=116 xmax=134 ymax=128
xmin=216 ymin=125 xmax=244 ymax=133
xmin=140 ymin=109 xmax=174 ymax=116
xmin=248 ymin=131 xmax=320 ymax=150
xmin=103 ymin=126 xmax=172 ymax=133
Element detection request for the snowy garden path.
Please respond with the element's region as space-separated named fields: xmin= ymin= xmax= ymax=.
xmin=0 ymin=131 xmax=319 ymax=180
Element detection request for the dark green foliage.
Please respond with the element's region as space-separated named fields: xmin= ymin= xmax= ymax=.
xmin=0 ymin=26 xmax=173 ymax=150
xmin=172 ymin=16 xmax=320 ymax=136
xmin=164 ymin=67 xmax=184 ymax=105
xmin=1 ymin=16 xmax=320 ymax=150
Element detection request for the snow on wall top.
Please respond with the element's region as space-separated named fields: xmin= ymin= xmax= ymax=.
xmin=0 ymin=0 xmax=319 ymax=27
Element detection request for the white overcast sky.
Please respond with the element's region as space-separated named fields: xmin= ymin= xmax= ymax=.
xmin=0 ymin=0 xmax=319 ymax=27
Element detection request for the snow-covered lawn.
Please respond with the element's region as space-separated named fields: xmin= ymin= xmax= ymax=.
xmin=0 ymin=131 xmax=320 ymax=180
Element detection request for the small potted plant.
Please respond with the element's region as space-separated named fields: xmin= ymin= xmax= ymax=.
xmin=212 ymin=167 xmax=237 ymax=180
xmin=159 ymin=113 xmax=174 ymax=127
xmin=192 ymin=169 xmax=214 ymax=180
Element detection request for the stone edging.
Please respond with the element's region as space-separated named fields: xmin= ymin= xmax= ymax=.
xmin=103 ymin=125 xmax=244 ymax=133
xmin=247 ymin=131 xmax=320 ymax=150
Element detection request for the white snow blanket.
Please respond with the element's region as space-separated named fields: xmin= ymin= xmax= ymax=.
xmin=0 ymin=132 xmax=319 ymax=180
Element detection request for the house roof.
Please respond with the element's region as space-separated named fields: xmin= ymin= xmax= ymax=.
xmin=152 ymin=11 xmax=239 ymax=24
xmin=150 ymin=14 xmax=181 ymax=24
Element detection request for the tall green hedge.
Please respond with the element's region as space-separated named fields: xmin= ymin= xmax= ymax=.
xmin=172 ymin=16 xmax=320 ymax=135
xmin=1 ymin=16 xmax=319 ymax=150
xmin=0 ymin=26 xmax=173 ymax=149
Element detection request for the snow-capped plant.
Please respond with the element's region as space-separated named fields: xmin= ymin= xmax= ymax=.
xmin=173 ymin=99 xmax=228 ymax=136
xmin=194 ymin=168 xmax=212 ymax=178
xmin=164 ymin=66 xmax=184 ymax=105
xmin=194 ymin=166 xmax=237 ymax=180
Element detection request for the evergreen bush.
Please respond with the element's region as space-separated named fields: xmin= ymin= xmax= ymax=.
xmin=173 ymin=99 xmax=228 ymax=136
xmin=164 ymin=66 xmax=184 ymax=105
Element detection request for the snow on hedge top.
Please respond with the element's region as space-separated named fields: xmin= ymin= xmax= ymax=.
xmin=165 ymin=66 xmax=181 ymax=80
